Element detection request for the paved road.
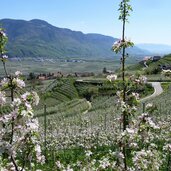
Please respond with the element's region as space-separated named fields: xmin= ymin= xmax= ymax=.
xmin=141 ymin=82 xmax=163 ymax=102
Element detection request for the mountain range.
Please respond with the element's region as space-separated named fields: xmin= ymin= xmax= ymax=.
xmin=0 ymin=19 xmax=150 ymax=59
xmin=136 ymin=43 xmax=171 ymax=55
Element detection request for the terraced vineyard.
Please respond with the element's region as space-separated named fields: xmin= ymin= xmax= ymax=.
xmin=51 ymin=79 xmax=79 ymax=99
xmin=35 ymin=77 xmax=155 ymax=125
xmin=36 ymin=98 xmax=90 ymax=120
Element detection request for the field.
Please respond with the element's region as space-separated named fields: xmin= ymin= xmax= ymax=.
xmin=0 ymin=56 xmax=143 ymax=77
xmin=15 ymin=76 xmax=171 ymax=170
xmin=0 ymin=58 xmax=118 ymax=76
xmin=1 ymin=59 xmax=171 ymax=170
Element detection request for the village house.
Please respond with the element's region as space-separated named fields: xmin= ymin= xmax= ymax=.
xmin=151 ymin=56 xmax=161 ymax=62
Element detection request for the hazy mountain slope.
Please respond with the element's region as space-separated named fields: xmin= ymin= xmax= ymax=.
xmin=136 ymin=43 xmax=171 ymax=55
xmin=0 ymin=19 xmax=148 ymax=58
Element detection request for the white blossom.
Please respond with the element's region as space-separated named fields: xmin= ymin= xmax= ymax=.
xmin=85 ymin=150 xmax=92 ymax=157
xmin=11 ymin=98 xmax=21 ymax=107
xmin=13 ymin=78 xmax=25 ymax=88
xmin=1 ymin=78 xmax=9 ymax=87
xmin=126 ymin=128 xmax=135 ymax=134
xmin=32 ymin=91 xmax=40 ymax=106
xmin=15 ymin=71 xmax=22 ymax=76
xmin=106 ymin=74 xmax=117 ymax=82
xmin=132 ymin=92 xmax=139 ymax=100
xmin=1 ymin=54 xmax=8 ymax=59
xmin=0 ymin=91 xmax=6 ymax=105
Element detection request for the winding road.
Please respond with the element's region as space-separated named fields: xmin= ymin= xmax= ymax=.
xmin=141 ymin=82 xmax=163 ymax=102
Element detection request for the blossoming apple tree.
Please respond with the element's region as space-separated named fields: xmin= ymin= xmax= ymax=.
xmin=0 ymin=28 xmax=44 ymax=171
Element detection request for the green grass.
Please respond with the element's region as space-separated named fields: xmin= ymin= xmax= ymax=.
xmin=161 ymin=82 xmax=171 ymax=91
xmin=139 ymin=85 xmax=171 ymax=117
xmin=126 ymin=54 xmax=171 ymax=79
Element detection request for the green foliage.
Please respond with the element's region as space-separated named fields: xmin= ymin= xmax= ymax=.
xmin=0 ymin=19 xmax=147 ymax=59
xmin=35 ymin=98 xmax=90 ymax=119
xmin=28 ymin=72 xmax=36 ymax=80
xmin=118 ymin=0 xmax=133 ymax=22
xmin=81 ymin=87 xmax=99 ymax=101
xmin=51 ymin=78 xmax=79 ymax=100
xmin=139 ymin=54 xmax=171 ymax=75
xmin=161 ymin=82 xmax=171 ymax=91
xmin=0 ymin=19 xmax=116 ymax=58
xmin=145 ymin=66 xmax=161 ymax=75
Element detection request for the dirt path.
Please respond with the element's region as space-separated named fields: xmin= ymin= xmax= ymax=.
xmin=141 ymin=82 xmax=163 ymax=102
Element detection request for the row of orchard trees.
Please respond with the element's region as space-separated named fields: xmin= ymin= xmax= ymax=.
xmin=0 ymin=0 xmax=171 ymax=170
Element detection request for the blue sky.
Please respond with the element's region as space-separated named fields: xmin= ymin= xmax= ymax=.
xmin=1 ymin=0 xmax=171 ymax=45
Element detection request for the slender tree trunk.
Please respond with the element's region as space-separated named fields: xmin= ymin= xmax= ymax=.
xmin=121 ymin=1 xmax=127 ymax=170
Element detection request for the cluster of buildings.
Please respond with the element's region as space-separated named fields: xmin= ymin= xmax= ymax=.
xmin=143 ymin=56 xmax=161 ymax=62
xmin=142 ymin=55 xmax=171 ymax=71
xmin=36 ymin=72 xmax=94 ymax=80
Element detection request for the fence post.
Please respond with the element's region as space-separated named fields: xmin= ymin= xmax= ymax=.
xmin=104 ymin=113 xmax=107 ymax=130
xmin=143 ymin=102 xmax=145 ymax=113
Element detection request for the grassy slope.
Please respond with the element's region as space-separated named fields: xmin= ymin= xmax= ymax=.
xmin=127 ymin=54 xmax=171 ymax=76
xmin=139 ymin=82 xmax=171 ymax=116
